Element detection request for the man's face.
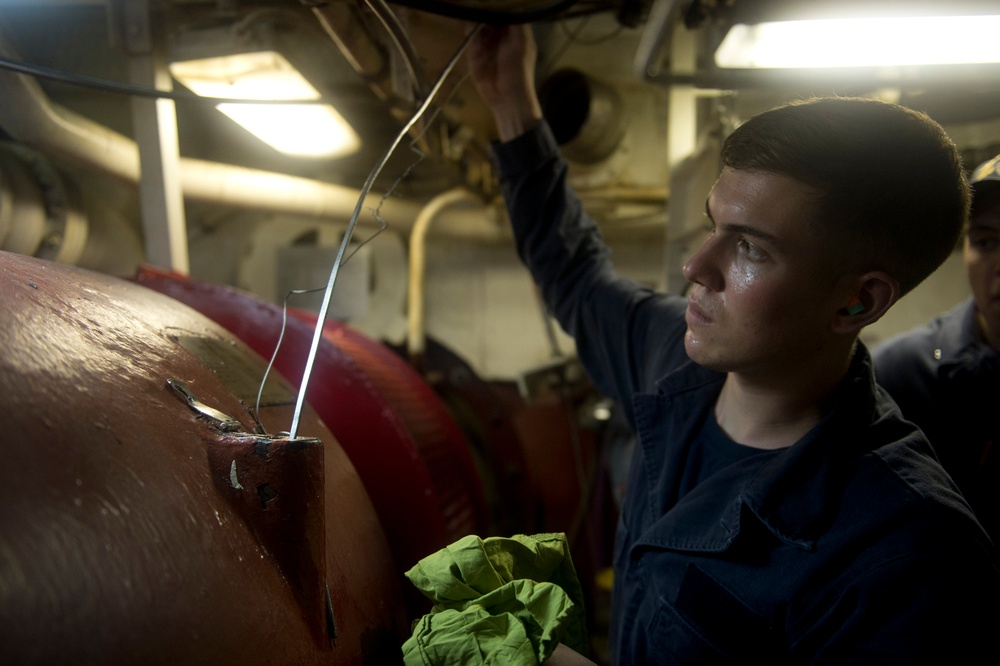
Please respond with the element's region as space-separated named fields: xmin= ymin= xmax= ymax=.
xmin=964 ymin=188 xmax=1000 ymax=350
xmin=682 ymin=168 xmax=847 ymax=379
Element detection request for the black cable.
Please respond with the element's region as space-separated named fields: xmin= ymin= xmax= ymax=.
xmin=558 ymin=14 xmax=624 ymax=45
xmin=539 ymin=15 xmax=591 ymax=72
xmin=381 ymin=0 xmax=598 ymax=25
xmin=0 ymin=53 xmax=334 ymax=105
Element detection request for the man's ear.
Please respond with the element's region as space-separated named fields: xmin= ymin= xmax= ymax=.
xmin=830 ymin=272 xmax=900 ymax=334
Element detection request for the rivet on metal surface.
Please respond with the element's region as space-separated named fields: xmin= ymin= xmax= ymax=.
xmin=166 ymin=378 xmax=242 ymax=432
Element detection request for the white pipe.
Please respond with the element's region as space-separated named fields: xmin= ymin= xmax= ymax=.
xmin=177 ymin=158 xmax=418 ymax=222
xmin=407 ymin=187 xmax=481 ymax=358
xmin=633 ymin=0 xmax=683 ymax=82
xmin=0 ymin=42 xmax=421 ymax=229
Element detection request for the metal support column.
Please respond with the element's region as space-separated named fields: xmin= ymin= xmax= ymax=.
xmin=114 ymin=0 xmax=189 ymax=273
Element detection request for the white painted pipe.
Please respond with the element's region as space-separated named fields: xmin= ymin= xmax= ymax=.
xmin=0 ymin=35 xmax=421 ymax=229
xmin=407 ymin=187 xmax=481 ymax=358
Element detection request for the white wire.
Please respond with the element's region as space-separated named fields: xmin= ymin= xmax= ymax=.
xmin=288 ymin=23 xmax=484 ymax=438
xmin=253 ymin=286 xmax=324 ymax=432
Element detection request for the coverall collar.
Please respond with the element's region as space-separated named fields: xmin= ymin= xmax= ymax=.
xmin=633 ymin=346 xmax=884 ymax=554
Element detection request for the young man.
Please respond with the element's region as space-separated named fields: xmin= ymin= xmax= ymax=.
xmin=469 ymin=24 xmax=999 ymax=664
xmin=874 ymin=153 xmax=1000 ymax=543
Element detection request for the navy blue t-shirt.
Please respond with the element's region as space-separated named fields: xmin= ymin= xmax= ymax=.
xmin=679 ymin=413 xmax=781 ymax=499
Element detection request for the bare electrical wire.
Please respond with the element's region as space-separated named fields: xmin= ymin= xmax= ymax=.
xmin=250 ymin=211 xmax=390 ymax=436
xmin=287 ymin=23 xmax=484 ymax=439
xmin=256 ymin=46 xmax=468 ymax=435
xmin=252 ymin=285 xmax=324 ymax=434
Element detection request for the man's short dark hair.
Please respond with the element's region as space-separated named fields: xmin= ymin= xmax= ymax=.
xmin=721 ymin=97 xmax=970 ymax=296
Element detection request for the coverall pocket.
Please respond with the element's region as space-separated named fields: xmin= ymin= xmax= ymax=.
xmin=647 ymin=563 xmax=783 ymax=665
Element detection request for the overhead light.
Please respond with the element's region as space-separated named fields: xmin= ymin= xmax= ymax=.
xmin=169 ymin=51 xmax=361 ymax=158
xmin=715 ymin=15 xmax=1000 ymax=69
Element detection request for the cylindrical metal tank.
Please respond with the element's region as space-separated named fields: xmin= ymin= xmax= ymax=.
xmin=131 ymin=266 xmax=490 ymax=574
xmin=0 ymin=250 xmax=407 ymax=664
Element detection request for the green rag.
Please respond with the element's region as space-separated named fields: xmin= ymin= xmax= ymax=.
xmin=402 ymin=532 xmax=589 ymax=665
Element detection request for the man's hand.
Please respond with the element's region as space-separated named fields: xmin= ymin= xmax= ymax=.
xmin=546 ymin=643 xmax=598 ymax=665
xmin=467 ymin=23 xmax=544 ymax=142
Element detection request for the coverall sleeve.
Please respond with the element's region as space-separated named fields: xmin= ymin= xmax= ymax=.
xmin=795 ymin=546 xmax=1000 ymax=664
xmin=491 ymin=122 xmax=688 ymax=416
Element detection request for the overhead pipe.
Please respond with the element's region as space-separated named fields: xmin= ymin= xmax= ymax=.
xmin=633 ymin=0 xmax=683 ymax=83
xmin=311 ymin=1 xmax=389 ymax=87
xmin=312 ymin=0 xmax=435 ymax=157
xmin=362 ymin=0 xmax=431 ymax=99
xmin=0 ymin=34 xmax=421 ymax=231
xmin=407 ymin=187 xmax=482 ymax=362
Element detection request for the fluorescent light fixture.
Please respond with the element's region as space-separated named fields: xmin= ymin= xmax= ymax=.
xmin=716 ymin=15 xmax=1000 ymax=68
xmin=169 ymin=51 xmax=361 ymax=158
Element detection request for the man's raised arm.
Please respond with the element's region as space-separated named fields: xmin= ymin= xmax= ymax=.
xmin=468 ymin=24 xmax=543 ymax=142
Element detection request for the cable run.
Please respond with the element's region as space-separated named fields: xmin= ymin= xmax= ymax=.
xmin=0 ymin=53 xmax=334 ymax=105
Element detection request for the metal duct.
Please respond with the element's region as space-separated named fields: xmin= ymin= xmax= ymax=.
xmin=540 ymin=68 xmax=627 ymax=165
